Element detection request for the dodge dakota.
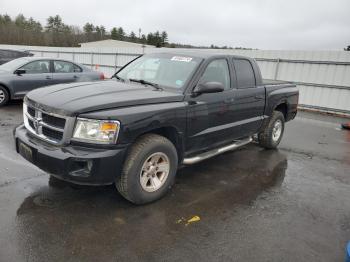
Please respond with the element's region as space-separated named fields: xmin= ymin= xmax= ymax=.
xmin=15 ymin=52 xmax=298 ymax=204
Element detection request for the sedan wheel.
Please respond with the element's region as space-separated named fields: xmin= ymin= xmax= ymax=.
xmin=0 ymin=90 xmax=5 ymax=103
xmin=0 ymin=87 xmax=9 ymax=106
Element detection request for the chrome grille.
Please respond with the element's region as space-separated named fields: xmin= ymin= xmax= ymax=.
xmin=23 ymin=103 xmax=68 ymax=144
xmin=42 ymin=113 xmax=66 ymax=129
xmin=27 ymin=106 xmax=35 ymax=117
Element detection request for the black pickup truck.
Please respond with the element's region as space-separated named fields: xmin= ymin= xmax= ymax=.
xmin=15 ymin=52 xmax=298 ymax=204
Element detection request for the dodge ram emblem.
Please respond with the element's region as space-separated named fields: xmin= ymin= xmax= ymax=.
xmin=33 ymin=118 xmax=41 ymax=133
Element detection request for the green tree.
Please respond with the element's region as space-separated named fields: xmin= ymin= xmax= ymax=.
xmin=94 ymin=25 xmax=106 ymax=40
xmin=117 ymin=27 xmax=125 ymax=40
xmin=99 ymin=25 xmax=106 ymax=38
xmin=46 ymin=15 xmax=64 ymax=32
xmin=0 ymin=13 xmax=178 ymax=48
xmin=147 ymin=33 xmax=154 ymax=45
xmin=83 ymin=22 xmax=94 ymax=41
xmin=45 ymin=15 xmax=72 ymax=46
xmin=0 ymin=14 xmax=12 ymax=24
xmin=27 ymin=17 xmax=42 ymax=31
xmin=14 ymin=14 xmax=27 ymax=28
xmin=83 ymin=23 xmax=94 ymax=34
xmin=154 ymin=31 xmax=161 ymax=47
xmin=111 ymin=27 xmax=118 ymax=40
xmin=129 ymin=31 xmax=136 ymax=42
xmin=161 ymin=31 xmax=168 ymax=46
xmin=140 ymin=34 xmax=147 ymax=44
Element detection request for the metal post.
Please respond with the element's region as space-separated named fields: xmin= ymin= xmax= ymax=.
xmin=274 ymin=58 xmax=280 ymax=80
xmin=115 ymin=53 xmax=118 ymax=73
xmin=72 ymin=51 xmax=75 ymax=62
xmin=91 ymin=52 xmax=94 ymax=69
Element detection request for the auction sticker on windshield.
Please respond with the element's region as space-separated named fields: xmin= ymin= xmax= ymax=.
xmin=171 ymin=56 xmax=193 ymax=62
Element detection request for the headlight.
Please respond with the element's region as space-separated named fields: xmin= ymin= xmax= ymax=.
xmin=73 ymin=118 xmax=120 ymax=144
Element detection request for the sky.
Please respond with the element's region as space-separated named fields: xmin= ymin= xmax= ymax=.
xmin=1 ymin=0 xmax=350 ymax=50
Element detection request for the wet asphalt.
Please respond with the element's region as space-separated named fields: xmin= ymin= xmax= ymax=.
xmin=0 ymin=101 xmax=349 ymax=262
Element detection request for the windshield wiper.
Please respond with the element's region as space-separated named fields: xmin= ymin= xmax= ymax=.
xmin=113 ymin=74 xmax=125 ymax=82
xmin=129 ymin=78 xmax=163 ymax=90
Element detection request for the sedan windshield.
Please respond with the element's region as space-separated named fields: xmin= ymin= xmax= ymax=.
xmin=115 ymin=54 xmax=202 ymax=89
xmin=0 ymin=57 xmax=30 ymax=72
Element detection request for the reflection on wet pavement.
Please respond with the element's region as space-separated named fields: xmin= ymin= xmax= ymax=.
xmin=12 ymin=146 xmax=289 ymax=261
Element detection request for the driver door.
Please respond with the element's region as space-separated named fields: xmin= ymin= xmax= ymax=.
xmin=12 ymin=60 xmax=53 ymax=97
xmin=185 ymin=58 xmax=235 ymax=155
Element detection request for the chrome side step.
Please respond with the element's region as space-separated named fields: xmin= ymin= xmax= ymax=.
xmin=183 ymin=137 xmax=253 ymax=165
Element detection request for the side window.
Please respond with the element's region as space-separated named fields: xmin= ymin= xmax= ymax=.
xmin=19 ymin=60 xmax=50 ymax=74
xmin=54 ymin=60 xmax=79 ymax=73
xmin=200 ymin=59 xmax=230 ymax=90
xmin=73 ymin=64 xmax=82 ymax=72
xmin=234 ymin=59 xmax=256 ymax=88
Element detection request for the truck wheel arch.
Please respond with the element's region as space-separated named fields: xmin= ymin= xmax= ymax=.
xmin=260 ymin=101 xmax=288 ymax=132
xmin=131 ymin=126 xmax=184 ymax=164
xmin=274 ymin=102 xmax=288 ymax=120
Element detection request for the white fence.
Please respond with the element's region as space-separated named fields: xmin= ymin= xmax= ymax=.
xmin=1 ymin=44 xmax=350 ymax=115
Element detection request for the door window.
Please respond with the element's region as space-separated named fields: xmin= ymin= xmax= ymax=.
xmin=19 ymin=60 xmax=50 ymax=74
xmin=54 ymin=60 xmax=81 ymax=73
xmin=234 ymin=59 xmax=256 ymax=88
xmin=199 ymin=59 xmax=230 ymax=90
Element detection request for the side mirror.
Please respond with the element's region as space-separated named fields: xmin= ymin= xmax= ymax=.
xmin=15 ymin=69 xmax=26 ymax=75
xmin=194 ymin=82 xmax=224 ymax=95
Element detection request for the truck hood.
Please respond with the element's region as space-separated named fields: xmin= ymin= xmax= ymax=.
xmin=0 ymin=69 xmax=10 ymax=74
xmin=25 ymin=80 xmax=184 ymax=116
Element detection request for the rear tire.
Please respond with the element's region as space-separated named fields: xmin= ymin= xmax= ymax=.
xmin=116 ymin=134 xmax=178 ymax=205
xmin=0 ymin=86 xmax=9 ymax=107
xmin=258 ymin=111 xmax=285 ymax=149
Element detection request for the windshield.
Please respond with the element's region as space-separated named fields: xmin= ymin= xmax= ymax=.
xmin=0 ymin=57 xmax=30 ymax=72
xmin=115 ymin=53 xmax=202 ymax=89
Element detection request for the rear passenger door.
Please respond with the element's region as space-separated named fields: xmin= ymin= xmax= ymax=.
xmin=229 ymin=58 xmax=265 ymax=137
xmin=52 ymin=60 xmax=82 ymax=84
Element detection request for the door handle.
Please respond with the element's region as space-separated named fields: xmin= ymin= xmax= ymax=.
xmin=73 ymin=75 xmax=79 ymax=79
xmin=45 ymin=76 xmax=52 ymax=80
xmin=255 ymin=94 xmax=264 ymax=100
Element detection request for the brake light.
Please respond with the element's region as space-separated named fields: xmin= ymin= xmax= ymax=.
xmin=99 ymin=73 xmax=105 ymax=80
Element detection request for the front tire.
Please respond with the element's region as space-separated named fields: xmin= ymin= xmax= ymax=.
xmin=258 ymin=111 xmax=285 ymax=149
xmin=116 ymin=134 xmax=178 ymax=205
xmin=0 ymin=86 xmax=9 ymax=107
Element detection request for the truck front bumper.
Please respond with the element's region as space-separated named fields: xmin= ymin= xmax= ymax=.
xmin=14 ymin=124 xmax=128 ymax=185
